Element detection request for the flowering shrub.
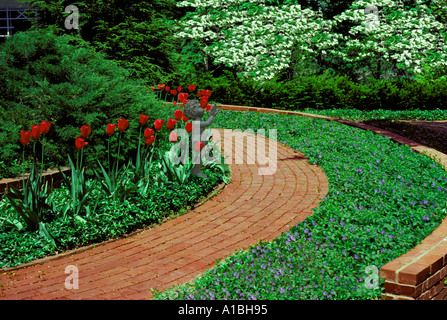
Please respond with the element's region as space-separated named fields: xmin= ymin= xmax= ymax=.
xmin=175 ymin=0 xmax=446 ymax=82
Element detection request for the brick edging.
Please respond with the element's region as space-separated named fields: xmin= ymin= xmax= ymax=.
xmin=0 ymin=167 xmax=71 ymax=196
xmin=217 ymin=104 xmax=447 ymax=300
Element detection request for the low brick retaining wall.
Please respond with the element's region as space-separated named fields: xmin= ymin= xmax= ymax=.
xmin=216 ymin=104 xmax=447 ymax=300
xmin=0 ymin=167 xmax=70 ymax=196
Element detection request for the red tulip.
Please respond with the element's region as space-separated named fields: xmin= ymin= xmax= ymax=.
xmin=173 ymin=101 xmax=177 ymax=106
xmin=174 ymin=110 xmax=184 ymax=121
xmin=182 ymin=114 xmax=189 ymax=122
xmin=107 ymin=123 xmax=117 ymax=136
xmin=40 ymin=121 xmax=51 ymax=135
xmin=179 ymin=92 xmax=189 ymax=102
xmin=80 ymin=125 xmax=91 ymax=138
xmin=139 ymin=114 xmax=149 ymax=126
xmin=157 ymin=83 xmax=165 ymax=90
xmin=118 ymin=119 xmax=129 ymax=132
xmin=150 ymin=86 xmax=155 ymax=91
xmin=185 ymin=122 xmax=192 ymax=134
xmin=188 ymin=84 xmax=196 ymax=92
xmin=170 ymin=89 xmax=177 ymax=96
xmin=177 ymin=86 xmax=182 ymax=92
xmin=154 ymin=119 xmax=164 ymax=131
xmin=195 ymin=141 xmax=205 ymax=153
xmin=31 ymin=125 xmax=41 ymax=140
xmin=145 ymin=135 xmax=156 ymax=146
xmin=20 ymin=131 xmax=31 ymax=146
xmin=197 ymin=90 xmax=203 ymax=98
xmin=166 ymin=118 xmax=177 ymax=130
xmin=206 ymin=104 xmax=212 ymax=112
xmin=165 ymin=86 xmax=170 ymax=92
xmin=203 ymin=89 xmax=212 ymax=97
xmin=144 ymin=127 xmax=154 ymax=139
xmin=200 ymin=97 xmax=209 ymax=109
xmin=75 ymin=137 xmax=88 ymax=150
xmin=169 ymin=131 xmax=178 ymax=143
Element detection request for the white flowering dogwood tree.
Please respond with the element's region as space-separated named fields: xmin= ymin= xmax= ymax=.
xmin=175 ymin=0 xmax=446 ymax=83
xmin=333 ymin=0 xmax=447 ymax=81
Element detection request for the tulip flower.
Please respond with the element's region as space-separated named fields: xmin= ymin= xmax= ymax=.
xmin=107 ymin=123 xmax=117 ymax=136
xmin=80 ymin=125 xmax=91 ymax=138
xmin=139 ymin=114 xmax=149 ymax=126
xmin=177 ymin=86 xmax=182 ymax=92
xmin=182 ymin=114 xmax=189 ymax=122
xmin=195 ymin=141 xmax=205 ymax=153
xmin=200 ymin=97 xmax=209 ymax=109
xmin=31 ymin=125 xmax=41 ymax=140
xmin=144 ymin=127 xmax=154 ymax=139
xmin=166 ymin=118 xmax=177 ymax=130
xmin=75 ymin=137 xmax=88 ymax=150
xmin=40 ymin=121 xmax=51 ymax=135
xmin=169 ymin=131 xmax=178 ymax=143
xmin=165 ymin=86 xmax=170 ymax=92
xmin=145 ymin=135 xmax=156 ymax=147
xmin=170 ymin=89 xmax=177 ymax=96
xmin=157 ymin=84 xmax=165 ymax=90
xmin=203 ymin=89 xmax=212 ymax=97
xmin=197 ymin=90 xmax=203 ymax=98
xmin=179 ymin=92 xmax=189 ymax=102
xmin=154 ymin=119 xmax=164 ymax=131
xmin=174 ymin=110 xmax=184 ymax=121
xmin=118 ymin=119 xmax=129 ymax=132
xmin=20 ymin=131 xmax=31 ymax=146
xmin=188 ymin=84 xmax=196 ymax=92
xmin=206 ymin=104 xmax=212 ymax=112
xmin=173 ymin=101 xmax=177 ymax=106
xmin=185 ymin=122 xmax=192 ymax=134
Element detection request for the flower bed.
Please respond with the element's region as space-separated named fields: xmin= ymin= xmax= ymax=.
xmin=156 ymin=110 xmax=447 ymax=300
xmin=0 ymin=87 xmax=230 ymax=269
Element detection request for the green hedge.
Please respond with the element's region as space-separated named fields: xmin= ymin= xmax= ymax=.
xmin=194 ymin=71 xmax=447 ymax=111
xmin=0 ymin=29 xmax=169 ymax=179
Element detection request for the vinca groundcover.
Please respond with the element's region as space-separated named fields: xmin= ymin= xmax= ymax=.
xmin=156 ymin=110 xmax=447 ymax=300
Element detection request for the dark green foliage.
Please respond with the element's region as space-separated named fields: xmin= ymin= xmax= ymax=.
xmin=22 ymin=0 xmax=187 ymax=84
xmin=196 ymin=71 xmax=447 ymax=111
xmin=0 ymin=29 xmax=164 ymax=179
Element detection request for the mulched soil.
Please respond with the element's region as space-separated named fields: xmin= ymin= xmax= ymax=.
xmin=362 ymin=120 xmax=447 ymax=155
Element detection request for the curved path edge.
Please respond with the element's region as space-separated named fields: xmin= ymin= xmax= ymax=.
xmin=0 ymin=128 xmax=329 ymax=300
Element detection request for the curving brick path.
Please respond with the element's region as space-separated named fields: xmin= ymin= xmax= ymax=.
xmin=0 ymin=128 xmax=328 ymax=300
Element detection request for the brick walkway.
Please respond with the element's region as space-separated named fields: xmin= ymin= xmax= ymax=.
xmin=0 ymin=129 xmax=328 ymax=300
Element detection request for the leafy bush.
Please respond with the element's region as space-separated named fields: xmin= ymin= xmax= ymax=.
xmin=192 ymin=71 xmax=447 ymax=112
xmin=22 ymin=0 xmax=187 ymax=85
xmin=0 ymin=29 xmax=167 ymax=179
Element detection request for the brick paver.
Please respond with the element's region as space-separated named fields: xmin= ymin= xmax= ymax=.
xmin=0 ymin=128 xmax=328 ymax=300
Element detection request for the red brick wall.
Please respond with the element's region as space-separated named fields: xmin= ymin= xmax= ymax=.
xmin=0 ymin=167 xmax=70 ymax=196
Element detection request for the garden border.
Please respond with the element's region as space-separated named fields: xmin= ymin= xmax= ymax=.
xmin=216 ymin=104 xmax=447 ymax=300
xmin=0 ymin=167 xmax=71 ymax=197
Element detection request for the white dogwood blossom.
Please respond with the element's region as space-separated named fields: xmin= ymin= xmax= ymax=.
xmin=334 ymin=0 xmax=447 ymax=80
xmin=175 ymin=0 xmax=447 ymax=82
